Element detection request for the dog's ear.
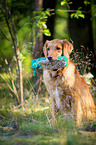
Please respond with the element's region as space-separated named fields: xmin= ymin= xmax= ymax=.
xmin=61 ymin=39 xmax=73 ymax=58
xmin=43 ymin=40 xmax=49 ymax=57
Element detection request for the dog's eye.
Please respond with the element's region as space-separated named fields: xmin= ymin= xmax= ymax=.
xmin=47 ymin=48 xmax=50 ymax=51
xmin=56 ymin=47 xmax=60 ymax=50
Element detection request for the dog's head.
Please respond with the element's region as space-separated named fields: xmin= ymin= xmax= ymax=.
xmin=43 ymin=39 xmax=73 ymax=61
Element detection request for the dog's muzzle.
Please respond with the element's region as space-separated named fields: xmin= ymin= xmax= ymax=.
xmin=47 ymin=56 xmax=52 ymax=61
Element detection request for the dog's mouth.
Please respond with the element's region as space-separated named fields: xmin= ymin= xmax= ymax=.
xmin=46 ymin=56 xmax=64 ymax=73
xmin=53 ymin=69 xmax=58 ymax=71
xmin=47 ymin=58 xmax=59 ymax=71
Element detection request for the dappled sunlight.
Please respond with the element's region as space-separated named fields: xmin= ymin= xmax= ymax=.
xmin=0 ymin=0 xmax=96 ymax=144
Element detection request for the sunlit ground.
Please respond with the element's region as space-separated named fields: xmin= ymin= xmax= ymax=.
xmin=0 ymin=94 xmax=96 ymax=145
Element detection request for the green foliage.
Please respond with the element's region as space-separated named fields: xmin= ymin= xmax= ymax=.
xmin=70 ymin=8 xmax=85 ymax=19
xmin=54 ymin=0 xmax=69 ymax=39
xmin=0 ymin=1 xmax=96 ymax=144
xmin=0 ymin=1 xmax=52 ymax=105
xmin=61 ymin=0 xmax=91 ymax=19
xmin=0 ymin=49 xmax=96 ymax=144
xmin=0 ymin=103 xmax=96 ymax=145
xmin=0 ymin=1 xmax=51 ymax=72
xmin=33 ymin=9 xmax=51 ymax=37
xmin=84 ymin=0 xmax=90 ymax=6
xmin=61 ymin=0 xmax=72 ymax=6
xmin=61 ymin=0 xmax=90 ymax=7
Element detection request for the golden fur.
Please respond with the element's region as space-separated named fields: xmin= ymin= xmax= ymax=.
xmin=43 ymin=39 xmax=96 ymax=124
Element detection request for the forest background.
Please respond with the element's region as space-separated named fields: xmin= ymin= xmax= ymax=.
xmin=0 ymin=0 xmax=96 ymax=144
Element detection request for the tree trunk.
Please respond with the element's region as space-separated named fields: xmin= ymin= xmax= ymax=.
xmin=33 ymin=0 xmax=43 ymax=94
xmin=34 ymin=0 xmax=43 ymax=58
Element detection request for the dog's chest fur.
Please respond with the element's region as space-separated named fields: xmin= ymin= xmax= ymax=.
xmin=43 ymin=61 xmax=75 ymax=109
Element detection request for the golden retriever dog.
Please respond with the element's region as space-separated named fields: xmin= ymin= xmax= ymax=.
xmin=43 ymin=39 xmax=96 ymax=125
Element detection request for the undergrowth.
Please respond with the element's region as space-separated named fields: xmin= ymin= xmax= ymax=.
xmin=0 ymin=46 xmax=96 ymax=145
xmin=0 ymin=98 xmax=96 ymax=145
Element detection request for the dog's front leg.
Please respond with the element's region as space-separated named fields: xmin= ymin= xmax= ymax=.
xmin=50 ymin=96 xmax=56 ymax=119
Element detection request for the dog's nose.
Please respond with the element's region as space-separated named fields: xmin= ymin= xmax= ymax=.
xmin=47 ymin=56 xmax=52 ymax=61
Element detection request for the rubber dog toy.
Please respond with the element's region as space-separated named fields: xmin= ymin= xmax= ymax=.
xmin=31 ymin=56 xmax=68 ymax=76
xmin=30 ymin=57 xmax=46 ymax=76
xmin=58 ymin=56 xmax=68 ymax=67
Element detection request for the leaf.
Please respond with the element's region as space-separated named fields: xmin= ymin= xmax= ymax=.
xmin=20 ymin=53 xmax=26 ymax=61
xmin=70 ymin=13 xmax=75 ymax=18
xmin=45 ymin=8 xmax=51 ymax=16
xmin=78 ymin=14 xmax=85 ymax=18
xmin=43 ymin=29 xmax=51 ymax=36
xmin=78 ymin=7 xmax=82 ymax=10
xmin=61 ymin=0 xmax=72 ymax=6
xmin=42 ymin=22 xmax=47 ymax=29
xmin=70 ymin=10 xmax=85 ymax=19
xmin=83 ymin=72 xmax=94 ymax=85
xmin=83 ymin=72 xmax=94 ymax=79
xmin=69 ymin=2 xmax=73 ymax=4
xmin=84 ymin=0 xmax=90 ymax=5
xmin=61 ymin=2 xmax=66 ymax=6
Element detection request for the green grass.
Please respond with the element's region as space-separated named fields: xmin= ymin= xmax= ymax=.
xmin=0 ymin=100 xmax=96 ymax=145
xmin=0 ymin=66 xmax=96 ymax=145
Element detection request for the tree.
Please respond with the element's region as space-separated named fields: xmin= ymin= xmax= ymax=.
xmin=34 ymin=0 xmax=43 ymax=59
xmin=33 ymin=0 xmax=53 ymax=94
xmin=32 ymin=0 xmax=43 ymax=94
xmin=0 ymin=0 xmax=23 ymax=107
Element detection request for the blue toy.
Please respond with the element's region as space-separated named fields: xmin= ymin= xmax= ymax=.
xmin=31 ymin=56 xmax=68 ymax=76
xmin=57 ymin=56 xmax=68 ymax=67
xmin=31 ymin=57 xmax=46 ymax=76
